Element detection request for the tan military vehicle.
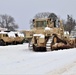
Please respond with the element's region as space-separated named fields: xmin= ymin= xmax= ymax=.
xmin=13 ymin=32 xmax=25 ymax=44
xmin=0 ymin=31 xmax=15 ymax=45
xmin=25 ymin=16 xmax=76 ymax=52
xmin=23 ymin=30 xmax=33 ymax=42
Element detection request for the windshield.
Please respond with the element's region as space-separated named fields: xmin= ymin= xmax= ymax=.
xmin=36 ymin=20 xmax=47 ymax=27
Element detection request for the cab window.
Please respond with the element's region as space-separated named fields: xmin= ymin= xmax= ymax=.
xmin=15 ymin=34 xmax=18 ymax=37
xmin=36 ymin=20 xmax=47 ymax=27
xmin=3 ymin=34 xmax=8 ymax=37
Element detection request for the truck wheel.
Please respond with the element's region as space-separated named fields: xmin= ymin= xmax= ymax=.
xmin=0 ymin=40 xmax=6 ymax=46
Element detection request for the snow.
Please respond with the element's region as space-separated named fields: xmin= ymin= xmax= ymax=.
xmin=45 ymin=27 xmax=51 ymax=30
xmin=10 ymin=31 xmax=24 ymax=37
xmin=64 ymin=31 xmax=69 ymax=35
xmin=0 ymin=31 xmax=8 ymax=34
xmin=33 ymin=34 xmax=45 ymax=38
xmin=8 ymin=32 xmax=16 ymax=37
xmin=40 ymin=35 xmax=45 ymax=38
xmin=0 ymin=43 xmax=76 ymax=75
xmin=17 ymin=32 xmax=24 ymax=37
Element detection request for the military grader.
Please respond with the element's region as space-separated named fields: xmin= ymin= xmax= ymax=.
xmin=25 ymin=14 xmax=76 ymax=52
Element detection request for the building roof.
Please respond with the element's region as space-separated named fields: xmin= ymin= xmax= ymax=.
xmin=0 ymin=27 xmax=7 ymax=31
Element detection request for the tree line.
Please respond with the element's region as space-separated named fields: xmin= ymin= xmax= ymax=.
xmin=0 ymin=13 xmax=76 ymax=33
xmin=63 ymin=15 xmax=76 ymax=33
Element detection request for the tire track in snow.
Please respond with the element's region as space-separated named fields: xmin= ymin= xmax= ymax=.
xmin=47 ymin=61 xmax=76 ymax=75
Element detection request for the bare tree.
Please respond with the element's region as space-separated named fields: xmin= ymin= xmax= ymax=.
xmin=34 ymin=12 xmax=51 ymax=18
xmin=63 ymin=15 xmax=76 ymax=33
xmin=0 ymin=14 xmax=18 ymax=31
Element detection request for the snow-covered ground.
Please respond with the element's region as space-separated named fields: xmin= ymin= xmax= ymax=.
xmin=0 ymin=43 xmax=76 ymax=75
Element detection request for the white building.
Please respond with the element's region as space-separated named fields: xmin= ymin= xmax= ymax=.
xmin=0 ymin=27 xmax=7 ymax=31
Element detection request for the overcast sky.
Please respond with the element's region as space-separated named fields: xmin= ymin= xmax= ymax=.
xmin=0 ymin=0 xmax=76 ymax=30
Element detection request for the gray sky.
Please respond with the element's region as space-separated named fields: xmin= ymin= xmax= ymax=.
xmin=0 ymin=0 xmax=76 ymax=30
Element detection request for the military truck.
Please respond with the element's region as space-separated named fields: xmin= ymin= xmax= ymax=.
xmin=13 ymin=32 xmax=25 ymax=44
xmin=0 ymin=31 xmax=15 ymax=45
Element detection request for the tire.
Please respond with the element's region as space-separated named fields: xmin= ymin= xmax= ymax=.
xmin=0 ymin=40 xmax=6 ymax=46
